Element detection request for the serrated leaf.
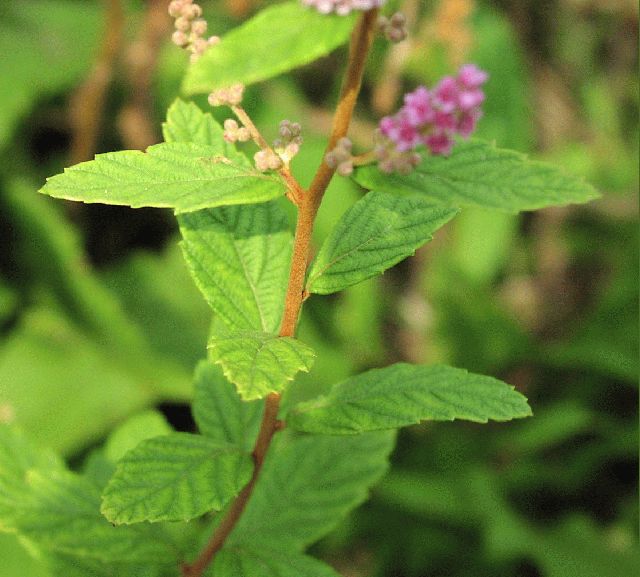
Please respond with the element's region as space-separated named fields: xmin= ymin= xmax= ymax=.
xmin=101 ymin=433 xmax=252 ymax=524
xmin=352 ymin=139 xmax=599 ymax=213
xmin=8 ymin=469 xmax=172 ymax=563
xmin=229 ymin=430 xmax=395 ymax=550
xmin=40 ymin=142 xmax=285 ymax=213
xmin=213 ymin=545 xmax=341 ymax=577
xmin=184 ymin=1 xmax=356 ymax=93
xmin=193 ymin=361 xmax=264 ymax=451
xmin=208 ymin=331 xmax=315 ymax=401
xmin=162 ymin=99 xmax=226 ymax=149
xmin=288 ymin=364 xmax=532 ymax=434
xmin=178 ymin=203 xmax=292 ymax=333
xmin=307 ymin=191 xmax=458 ymax=294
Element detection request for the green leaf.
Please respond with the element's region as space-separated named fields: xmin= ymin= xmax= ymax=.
xmin=229 ymin=430 xmax=395 ymax=550
xmin=193 ymin=361 xmax=264 ymax=452
xmin=208 ymin=331 xmax=316 ymax=401
xmin=18 ymin=470 xmax=173 ymax=563
xmin=104 ymin=411 xmax=173 ymax=464
xmin=213 ymin=546 xmax=341 ymax=577
xmin=352 ymin=139 xmax=599 ymax=213
xmin=184 ymin=1 xmax=356 ymax=93
xmin=101 ymin=433 xmax=253 ymax=524
xmin=307 ymin=191 xmax=458 ymax=294
xmin=162 ymin=99 xmax=226 ymax=149
xmin=178 ymin=203 xmax=292 ymax=333
xmin=288 ymin=364 xmax=532 ymax=434
xmin=0 ymin=1 xmax=100 ymax=148
xmin=40 ymin=142 xmax=285 ymax=213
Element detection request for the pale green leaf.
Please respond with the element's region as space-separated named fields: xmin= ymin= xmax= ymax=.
xmin=213 ymin=546 xmax=341 ymax=577
xmin=0 ymin=425 xmax=65 ymax=529
xmin=7 ymin=469 xmax=172 ymax=563
xmin=178 ymin=203 xmax=292 ymax=333
xmin=307 ymin=191 xmax=458 ymax=294
xmin=193 ymin=361 xmax=264 ymax=451
xmin=40 ymin=143 xmax=284 ymax=213
xmin=162 ymin=99 xmax=226 ymax=149
xmin=47 ymin=554 xmax=162 ymax=577
xmin=229 ymin=430 xmax=395 ymax=550
xmin=184 ymin=1 xmax=356 ymax=93
xmin=208 ymin=331 xmax=315 ymax=401
xmin=0 ymin=1 xmax=100 ymax=147
xmin=104 ymin=411 xmax=173 ymax=464
xmin=352 ymin=139 xmax=599 ymax=213
xmin=101 ymin=433 xmax=253 ymax=524
xmin=288 ymin=364 xmax=532 ymax=434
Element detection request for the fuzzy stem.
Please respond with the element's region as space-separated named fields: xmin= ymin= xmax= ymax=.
xmin=181 ymin=9 xmax=379 ymax=576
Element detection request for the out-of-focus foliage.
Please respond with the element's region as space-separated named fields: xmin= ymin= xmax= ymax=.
xmin=0 ymin=0 xmax=637 ymax=575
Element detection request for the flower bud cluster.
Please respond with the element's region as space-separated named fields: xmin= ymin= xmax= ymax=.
xmin=254 ymin=149 xmax=283 ymax=172
xmin=207 ymin=84 xmax=245 ymax=107
xmin=325 ymin=138 xmax=354 ymax=176
xmin=378 ymin=12 xmax=408 ymax=43
xmin=301 ymin=0 xmax=386 ymax=16
xmin=375 ymin=64 xmax=488 ymax=172
xmin=273 ymin=120 xmax=303 ymax=163
xmin=223 ymin=119 xmax=251 ymax=143
xmin=169 ymin=0 xmax=220 ymax=63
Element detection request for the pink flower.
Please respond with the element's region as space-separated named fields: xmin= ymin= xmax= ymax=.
xmin=403 ymin=87 xmax=435 ymax=126
xmin=457 ymin=64 xmax=489 ymax=89
xmin=375 ymin=64 xmax=488 ymax=172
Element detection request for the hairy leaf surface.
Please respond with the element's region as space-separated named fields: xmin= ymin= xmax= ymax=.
xmin=213 ymin=546 xmax=341 ymax=577
xmin=40 ymin=142 xmax=284 ymax=213
xmin=353 ymin=139 xmax=599 ymax=212
xmin=208 ymin=332 xmax=316 ymax=400
xmin=178 ymin=204 xmax=292 ymax=333
xmin=289 ymin=364 xmax=532 ymax=434
xmin=229 ymin=431 xmax=395 ymax=550
xmin=184 ymin=1 xmax=356 ymax=93
xmin=101 ymin=433 xmax=252 ymax=524
xmin=307 ymin=191 xmax=457 ymax=294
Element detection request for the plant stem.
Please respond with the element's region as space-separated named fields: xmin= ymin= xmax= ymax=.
xmin=232 ymin=105 xmax=304 ymax=206
xmin=181 ymin=10 xmax=379 ymax=576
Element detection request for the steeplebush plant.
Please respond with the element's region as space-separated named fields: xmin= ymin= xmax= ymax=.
xmin=2 ymin=1 xmax=599 ymax=576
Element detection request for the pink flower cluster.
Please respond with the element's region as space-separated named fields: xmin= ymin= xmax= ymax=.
xmin=301 ymin=0 xmax=386 ymax=16
xmin=376 ymin=64 xmax=488 ymax=172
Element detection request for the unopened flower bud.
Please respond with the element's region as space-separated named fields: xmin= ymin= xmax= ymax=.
xmin=208 ymin=35 xmax=220 ymax=46
xmin=208 ymin=83 xmax=245 ymax=107
xmin=325 ymin=137 xmax=353 ymax=173
xmin=174 ymin=16 xmax=191 ymax=32
xmin=168 ymin=1 xmax=184 ymax=18
xmin=379 ymin=11 xmax=408 ymax=43
xmin=191 ymin=18 xmax=207 ymax=36
xmin=182 ymin=3 xmax=202 ymax=19
xmin=254 ymin=149 xmax=283 ymax=172
xmin=172 ymin=30 xmax=189 ymax=47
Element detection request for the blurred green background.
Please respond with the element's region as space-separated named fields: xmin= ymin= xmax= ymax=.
xmin=0 ymin=0 xmax=637 ymax=575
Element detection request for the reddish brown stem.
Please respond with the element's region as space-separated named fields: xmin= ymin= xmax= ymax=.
xmin=181 ymin=10 xmax=379 ymax=576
